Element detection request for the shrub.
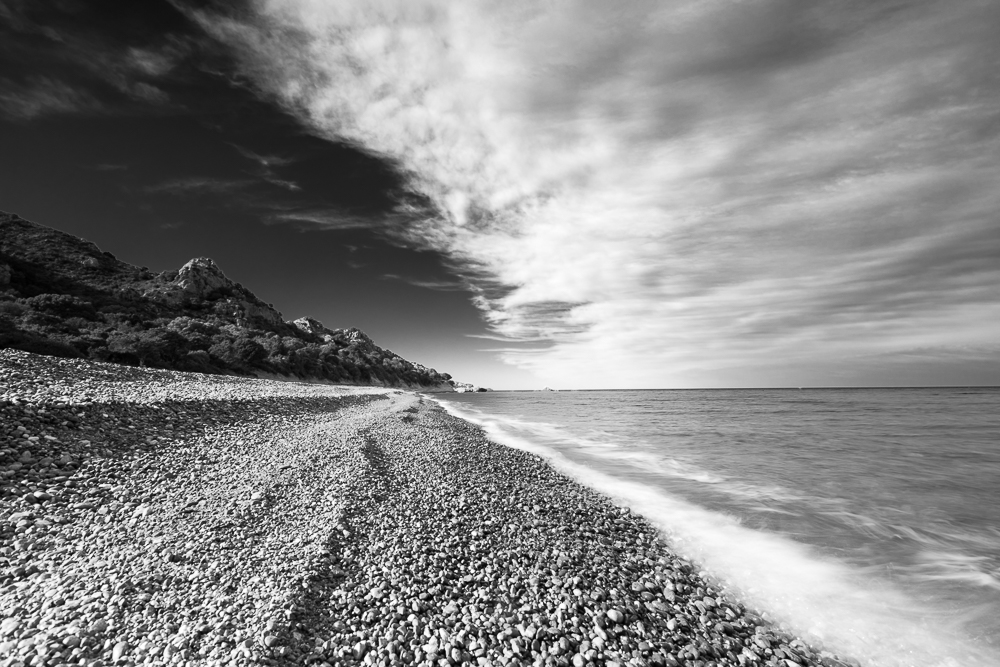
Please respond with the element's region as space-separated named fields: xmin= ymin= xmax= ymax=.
xmin=209 ymin=336 xmax=266 ymax=369
xmin=108 ymin=329 xmax=189 ymax=367
xmin=0 ymin=301 xmax=26 ymax=318
xmin=21 ymin=293 xmax=97 ymax=319
xmin=0 ymin=331 xmax=81 ymax=358
xmin=179 ymin=349 xmax=214 ymax=373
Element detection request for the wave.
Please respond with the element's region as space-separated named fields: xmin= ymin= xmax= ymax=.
xmin=911 ymin=551 xmax=1000 ymax=592
xmin=431 ymin=396 xmax=1000 ymax=667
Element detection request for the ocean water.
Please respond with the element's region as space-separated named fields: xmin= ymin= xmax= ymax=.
xmin=433 ymin=388 xmax=1000 ymax=667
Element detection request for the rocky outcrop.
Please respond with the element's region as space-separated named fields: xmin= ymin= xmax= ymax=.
xmin=174 ymin=258 xmax=230 ymax=295
xmin=150 ymin=258 xmax=284 ymax=327
xmin=290 ymin=319 xmax=373 ymax=346
xmin=451 ymin=381 xmax=490 ymax=393
xmin=339 ymin=327 xmax=373 ymax=346
xmin=292 ymin=316 xmax=334 ymax=340
xmin=291 ymin=321 xmax=373 ymax=353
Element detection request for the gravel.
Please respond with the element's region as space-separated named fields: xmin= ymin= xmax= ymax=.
xmin=0 ymin=350 xmax=861 ymax=667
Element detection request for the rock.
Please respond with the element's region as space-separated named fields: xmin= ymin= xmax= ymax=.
xmin=173 ymin=258 xmax=232 ymax=296
xmin=0 ymin=617 xmax=20 ymax=637
xmin=292 ymin=317 xmax=336 ymax=341
xmin=607 ymin=609 xmax=625 ymax=624
xmin=112 ymin=641 xmax=129 ymax=661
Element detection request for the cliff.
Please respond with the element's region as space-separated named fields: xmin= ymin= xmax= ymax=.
xmin=0 ymin=211 xmax=462 ymax=389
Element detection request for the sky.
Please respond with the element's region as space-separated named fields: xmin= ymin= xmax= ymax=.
xmin=1 ymin=0 xmax=998 ymax=389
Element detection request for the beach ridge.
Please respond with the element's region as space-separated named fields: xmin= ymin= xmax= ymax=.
xmin=0 ymin=350 xmax=855 ymax=667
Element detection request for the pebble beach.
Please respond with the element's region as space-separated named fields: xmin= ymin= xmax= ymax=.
xmin=0 ymin=350 xmax=858 ymax=667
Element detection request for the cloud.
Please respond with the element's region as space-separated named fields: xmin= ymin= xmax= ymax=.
xmin=145 ymin=177 xmax=254 ymax=195
xmin=0 ymin=77 xmax=99 ymax=119
xmin=262 ymin=176 xmax=301 ymax=191
xmin=265 ymin=208 xmax=376 ymax=230
xmin=382 ymin=273 xmax=467 ymax=291
xmin=89 ymin=163 xmax=129 ymax=171
xmin=198 ymin=0 xmax=1000 ymax=387
xmin=231 ymin=143 xmax=301 ymax=190
xmin=0 ymin=4 xmax=206 ymax=115
xmin=231 ymin=144 xmax=295 ymax=168
xmin=146 ymin=173 xmax=303 ymax=197
xmin=126 ymin=46 xmax=179 ymax=78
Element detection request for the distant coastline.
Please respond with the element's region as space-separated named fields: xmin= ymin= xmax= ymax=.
xmin=0 ymin=211 xmax=475 ymax=391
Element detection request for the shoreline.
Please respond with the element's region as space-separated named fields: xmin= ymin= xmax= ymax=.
xmin=1 ymin=350 xmax=855 ymax=667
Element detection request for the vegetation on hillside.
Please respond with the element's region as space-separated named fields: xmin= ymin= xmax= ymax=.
xmin=0 ymin=212 xmax=453 ymax=387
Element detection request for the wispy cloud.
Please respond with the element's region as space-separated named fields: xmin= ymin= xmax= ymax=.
xmin=231 ymin=144 xmax=295 ymax=168
xmin=262 ymin=176 xmax=301 ymax=191
xmin=0 ymin=3 xmax=205 ymax=115
xmin=382 ymin=273 xmax=467 ymax=292
xmin=144 ymin=177 xmax=254 ymax=195
xmin=199 ymin=0 xmax=1000 ymax=387
xmin=0 ymin=77 xmax=99 ymax=119
xmin=265 ymin=208 xmax=375 ymax=230
xmin=231 ymin=143 xmax=301 ymax=191
xmin=89 ymin=163 xmax=129 ymax=171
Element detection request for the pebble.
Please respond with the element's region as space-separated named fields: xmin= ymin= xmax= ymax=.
xmin=111 ymin=641 xmax=129 ymax=661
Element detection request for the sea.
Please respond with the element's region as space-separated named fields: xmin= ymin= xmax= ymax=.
xmin=432 ymin=388 xmax=1000 ymax=667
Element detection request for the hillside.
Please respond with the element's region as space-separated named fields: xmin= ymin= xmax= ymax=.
xmin=0 ymin=211 xmax=460 ymax=389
